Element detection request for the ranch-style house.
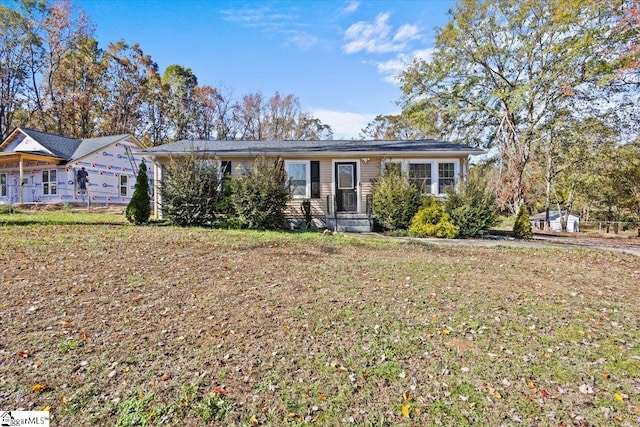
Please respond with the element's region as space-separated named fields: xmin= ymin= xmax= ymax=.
xmin=144 ymin=139 xmax=484 ymax=232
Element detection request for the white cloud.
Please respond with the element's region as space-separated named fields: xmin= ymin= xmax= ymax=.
xmin=374 ymin=48 xmax=435 ymax=85
xmin=341 ymin=1 xmax=360 ymax=15
xmin=289 ymin=32 xmax=319 ymax=50
xmin=393 ymin=24 xmax=420 ymax=42
xmin=221 ymin=6 xmax=318 ymax=50
xmin=312 ymin=109 xmax=375 ymax=140
xmin=221 ymin=7 xmax=292 ymax=28
xmin=412 ymin=47 xmax=434 ymax=62
xmin=344 ymin=13 xmax=418 ymax=54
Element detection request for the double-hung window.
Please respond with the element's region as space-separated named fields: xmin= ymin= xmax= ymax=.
xmin=0 ymin=173 xmax=6 ymax=197
xmin=120 ymin=175 xmax=128 ymax=196
xmin=42 ymin=170 xmax=57 ymax=195
xmin=438 ymin=162 xmax=455 ymax=194
xmin=285 ymin=161 xmax=310 ymax=198
xmin=408 ymin=163 xmax=432 ymax=194
xmin=382 ymin=160 xmax=458 ymax=196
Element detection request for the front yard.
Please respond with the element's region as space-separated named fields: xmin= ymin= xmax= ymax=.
xmin=0 ymin=218 xmax=638 ymax=426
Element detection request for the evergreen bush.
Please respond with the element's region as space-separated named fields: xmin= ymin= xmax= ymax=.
xmin=372 ymin=170 xmax=420 ymax=230
xmin=409 ymin=196 xmax=459 ymax=238
xmin=513 ymin=203 xmax=533 ymax=239
xmin=160 ymin=153 xmax=222 ymax=227
xmin=445 ymin=178 xmax=499 ymax=238
xmin=125 ymin=161 xmax=151 ymax=225
xmin=230 ymin=157 xmax=290 ymax=230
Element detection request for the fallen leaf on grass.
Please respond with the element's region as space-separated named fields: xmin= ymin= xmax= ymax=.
xmin=401 ymin=403 xmax=411 ymax=417
xmin=613 ymin=392 xmax=626 ymax=401
xmin=60 ymin=396 xmax=68 ymax=404
xmin=539 ymin=389 xmax=552 ymax=398
xmin=17 ymin=351 xmax=29 ymax=358
xmin=31 ymin=383 xmax=47 ymax=393
xmin=250 ymin=415 xmax=259 ymax=426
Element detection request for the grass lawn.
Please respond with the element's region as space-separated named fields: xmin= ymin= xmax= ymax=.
xmin=1 ymin=212 xmax=639 ymax=426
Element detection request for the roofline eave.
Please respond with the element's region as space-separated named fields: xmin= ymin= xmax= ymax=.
xmin=0 ymin=152 xmax=66 ymax=165
xmin=147 ymin=149 xmax=485 ymax=159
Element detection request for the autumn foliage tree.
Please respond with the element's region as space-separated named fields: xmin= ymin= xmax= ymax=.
xmin=400 ymin=0 xmax=634 ymax=215
xmin=0 ymin=1 xmax=332 ymax=143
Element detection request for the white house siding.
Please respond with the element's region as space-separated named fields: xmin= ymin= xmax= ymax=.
xmin=0 ymin=139 xmax=151 ymax=205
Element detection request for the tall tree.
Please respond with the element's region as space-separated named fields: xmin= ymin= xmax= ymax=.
xmin=189 ymin=85 xmax=221 ymax=140
xmin=52 ymin=35 xmax=104 ymax=137
xmin=234 ymin=91 xmax=331 ymax=141
xmin=140 ymin=67 xmax=169 ymax=146
xmin=400 ymin=0 xmax=633 ymax=214
xmin=0 ymin=5 xmax=32 ymax=139
xmin=360 ymin=114 xmax=428 ymax=140
xmin=100 ymin=41 xmax=161 ymax=138
xmin=162 ymin=64 xmax=197 ymax=141
xmin=37 ymin=0 xmax=95 ymax=135
xmin=236 ymin=91 xmax=265 ymax=140
xmin=587 ymin=142 xmax=640 ymax=235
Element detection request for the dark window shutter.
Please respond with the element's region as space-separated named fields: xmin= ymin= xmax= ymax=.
xmin=222 ymin=161 xmax=232 ymax=177
xmin=311 ymin=161 xmax=320 ymax=198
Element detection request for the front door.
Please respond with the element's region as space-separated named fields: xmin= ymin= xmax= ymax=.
xmin=335 ymin=162 xmax=357 ymax=212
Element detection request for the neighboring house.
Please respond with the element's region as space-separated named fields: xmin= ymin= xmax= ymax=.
xmin=530 ymin=211 xmax=580 ymax=233
xmin=144 ymin=139 xmax=484 ymax=232
xmin=0 ymin=128 xmax=150 ymax=206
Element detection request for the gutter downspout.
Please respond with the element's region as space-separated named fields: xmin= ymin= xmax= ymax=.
xmin=153 ymin=157 xmax=162 ymax=219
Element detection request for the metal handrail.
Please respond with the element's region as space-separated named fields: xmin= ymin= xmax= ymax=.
xmin=326 ymin=194 xmax=338 ymax=232
xmin=366 ymin=193 xmax=373 ymax=229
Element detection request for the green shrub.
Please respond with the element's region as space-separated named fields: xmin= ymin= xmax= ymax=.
xmin=230 ymin=157 xmax=290 ymax=230
xmin=160 ymin=153 xmax=222 ymax=227
xmin=513 ymin=203 xmax=533 ymax=239
xmin=125 ymin=161 xmax=151 ymax=225
xmin=409 ymin=196 xmax=459 ymax=238
xmin=213 ymin=178 xmax=239 ymax=228
xmin=445 ymin=178 xmax=499 ymax=238
xmin=372 ymin=170 xmax=420 ymax=230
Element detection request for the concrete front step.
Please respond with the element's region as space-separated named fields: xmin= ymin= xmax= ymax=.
xmin=325 ymin=214 xmax=373 ymax=232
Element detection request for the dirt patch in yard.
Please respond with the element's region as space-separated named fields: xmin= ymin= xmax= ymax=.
xmin=1 ymin=226 xmax=639 ymax=426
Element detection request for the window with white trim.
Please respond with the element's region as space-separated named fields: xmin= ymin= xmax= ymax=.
xmin=120 ymin=175 xmax=128 ymax=196
xmin=408 ymin=162 xmax=432 ymax=194
xmin=438 ymin=162 xmax=455 ymax=194
xmin=0 ymin=173 xmax=6 ymax=197
xmin=42 ymin=169 xmax=57 ymax=195
xmin=285 ymin=160 xmax=310 ymax=198
xmin=381 ymin=160 xmax=458 ymax=196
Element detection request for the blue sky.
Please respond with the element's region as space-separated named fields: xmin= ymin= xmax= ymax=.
xmin=76 ymin=1 xmax=455 ymax=139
